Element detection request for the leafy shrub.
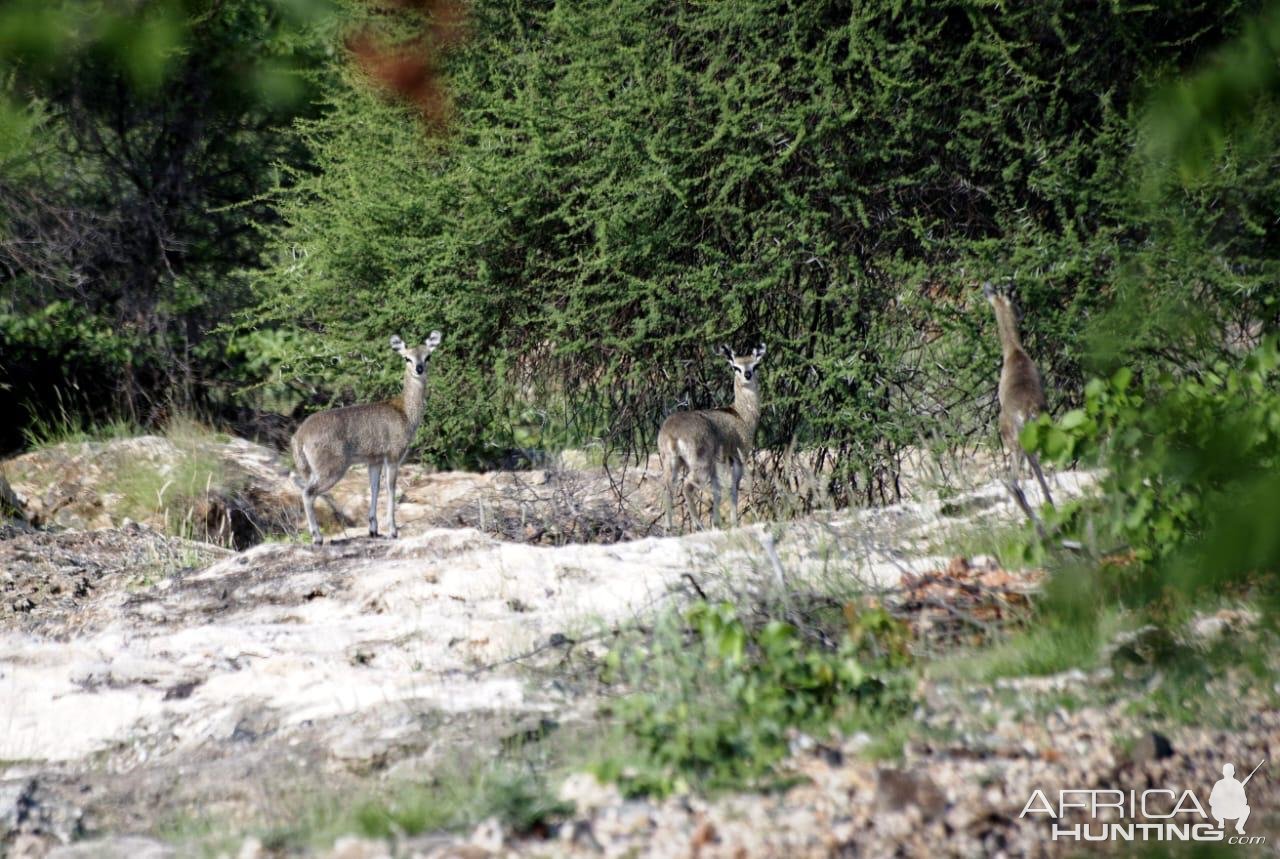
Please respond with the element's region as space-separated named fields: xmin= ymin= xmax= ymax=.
xmin=1025 ymin=337 xmax=1280 ymax=609
xmin=594 ymin=601 xmax=912 ymax=796
xmin=251 ymin=0 xmax=1264 ymax=488
xmin=0 ymin=0 xmax=332 ymax=450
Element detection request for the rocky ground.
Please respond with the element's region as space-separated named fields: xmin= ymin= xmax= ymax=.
xmin=1 ymin=437 xmax=1275 ymax=858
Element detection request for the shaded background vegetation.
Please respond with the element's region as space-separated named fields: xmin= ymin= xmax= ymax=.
xmin=4 ymin=0 xmax=1280 ymax=505
xmin=0 ymin=0 xmax=334 ymax=447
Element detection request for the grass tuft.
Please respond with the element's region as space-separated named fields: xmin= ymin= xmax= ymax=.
xmin=928 ymin=607 xmax=1127 ymax=683
xmin=115 ymin=432 xmax=226 ymax=536
xmin=21 ymin=407 xmax=141 ymax=450
xmin=355 ymin=764 xmax=571 ymax=839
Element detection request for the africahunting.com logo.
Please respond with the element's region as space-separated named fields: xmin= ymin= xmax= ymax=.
xmin=1020 ymin=759 xmax=1267 ymax=845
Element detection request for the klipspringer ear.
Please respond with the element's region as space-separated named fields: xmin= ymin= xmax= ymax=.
xmin=719 ymin=344 xmax=735 ymax=362
xmin=390 ymin=335 xmax=407 ymax=352
xmin=751 ymin=344 xmax=766 ymax=361
xmin=424 ymin=330 xmax=442 ymax=351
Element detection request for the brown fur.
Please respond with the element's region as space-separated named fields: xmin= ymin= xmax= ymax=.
xmin=292 ymin=331 xmax=441 ymax=543
xmin=985 ymin=285 xmax=1054 ymax=511
xmin=658 ymin=345 xmax=765 ymax=530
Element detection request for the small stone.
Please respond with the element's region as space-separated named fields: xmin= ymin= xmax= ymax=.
xmin=0 ymin=778 xmax=36 ymax=834
xmin=1104 ymin=625 xmax=1180 ymax=668
xmin=468 ymin=817 xmax=504 ymax=852
xmin=876 ymin=768 xmax=947 ymax=820
xmin=1130 ymin=730 xmax=1175 ymax=764
xmin=841 ymin=732 xmax=873 ymax=754
xmin=325 ymin=837 xmax=392 ymax=859
xmin=46 ymin=837 xmax=174 ymax=858
xmin=559 ymin=818 xmax=602 ymax=851
xmin=558 ymin=771 xmax=621 ymax=812
xmin=690 ymin=818 xmax=717 ymax=850
xmin=1190 ymin=608 xmax=1259 ymax=640
xmin=8 ymin=834 xmax=51 ymax=859
xmin=787 ymin=729 xmax=816 ymax=756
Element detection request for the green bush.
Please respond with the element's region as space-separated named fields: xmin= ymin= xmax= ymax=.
xmin=593 ymin=601 xmax=911 ymax=796
xmin=1025 ymin=337 xmax=1280 ymax=609
xmin=250 ymin=0 xmax=1265 ymax=485
xmin=0 ymin=0 xmax=333 ymax=449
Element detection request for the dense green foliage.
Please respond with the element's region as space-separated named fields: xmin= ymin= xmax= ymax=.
xmin=1142 ymin=1 xmax=1280 ymax=183
xmin=595 ymin=601 xmax=911 ymax=796
xmin=5 ymin=0 xmax=1280 ymax=502
xmin=1013 ymin=5 xmax=1280 ymax=631
xmin=249 ymin=0 xmax=1276 ymax=488
xmin=1027 ymin=339 xmax=1280 ymax=611
xmin=0 ymin=0 xmax=332 ymax=450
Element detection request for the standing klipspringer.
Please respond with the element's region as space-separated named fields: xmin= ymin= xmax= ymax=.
xmin=291 ymin=331 xmax=442 ymax=544
xmin=984 ymin=282 xmax=1054 ymax=518
xmin=658 ymin=344 xmax=766 ymax=531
